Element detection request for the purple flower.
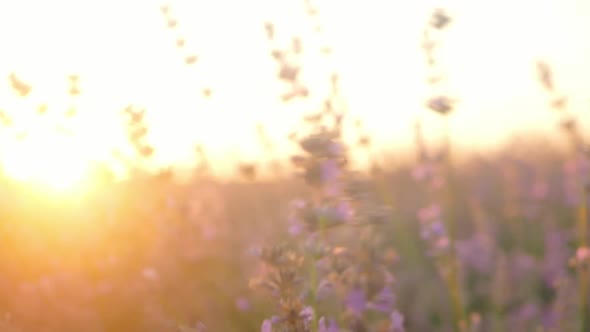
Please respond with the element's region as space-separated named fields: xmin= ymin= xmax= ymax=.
xmin=334 ymin=201 xmax=354 ymax=222
xmin=287 ymin=199 xmax=308 ymax=235
xmin=288 ymin=221 xmax=304 ymax=236
xmin=390 ymin=310 xmax=405 ymax=331
xmin=367 ymin=287 xmax=396 ymax=313
xmin=346 ymin=288 xmax=366 ymax=316
xmin=261 ymin=319 xmax=272 ymax=332
xmin=434 ymin=236 xmax=449 ymax=251
xmin=430 ymin=221 xmax=445 ymax=236
xmin=311 ymin=202 xmax=353 ymax=228
xmin=327 ymin=141 xmax=344 ymax=157
xmin=235 ymin=297 xmax=250 ymax=312
xmin=320 ymin=159 xmax=340 ymax=183
xmin=417 ymin=204 xmax=441 ymax=222
xmin=316 ymin=278 xmax=335 ymax=300
xmin=319 ymin=317 xmax=340 ymax=332
xmin=299 ymin=306 xmax=314 ymax=325
xmin=542 ymin=231 xmax=569 ymax=285
xmin=541 ymin=308 xmax=559 ymax=329
xmin=412 ymin=163 xmax=435 ymax=181
xmin=287 ymin=211 xmax=305 ymax=235
xmin=455 ymin=234 xmax=494 ymax=273
xmin=303 ymin=162 xmax=341 ymax=192
xmin=426 ymin=96 xmax=454 ymax=115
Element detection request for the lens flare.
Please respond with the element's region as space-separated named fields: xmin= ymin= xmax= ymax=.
xmin=1 ymin=131 xmax=91 ymax=191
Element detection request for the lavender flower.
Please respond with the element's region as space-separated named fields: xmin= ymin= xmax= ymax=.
xmin=427 ymin=96 xmax=454 ymax=115
xmin=345 ymin=288 xmax=366 ymax=316
xmin=389 ymin=310 xmax=405 ymax=331
xmin=318 ymin=317 xmax=339 ymax=332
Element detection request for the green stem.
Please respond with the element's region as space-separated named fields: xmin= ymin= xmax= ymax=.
xmin=372 ymin=170 xmax=420 ymax=259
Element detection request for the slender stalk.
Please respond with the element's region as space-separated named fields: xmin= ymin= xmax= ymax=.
xmin=565 ymin=126 xmax=589 ymax=332
xmin=442 ymin=117 xmax=466 ymax=332
xmin=578 ymin=180 xmax=589 ymax=332
xmin=308 ymin=187 xmax=329 ymax=332
xmin=309 ymin=255 xmax=319 ymax=332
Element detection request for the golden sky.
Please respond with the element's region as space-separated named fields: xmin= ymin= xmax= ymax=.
xmin=0 ymin=0 xmax=589 ymax=183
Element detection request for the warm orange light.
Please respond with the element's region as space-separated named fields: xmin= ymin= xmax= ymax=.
xmin=0 ymin=0 xmax=588 ymax=181
xmin=1 ymin=130 xmax=91 ymax=192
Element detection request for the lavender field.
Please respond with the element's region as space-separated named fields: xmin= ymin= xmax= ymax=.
xmin=0 ymin=2 xmax=589 ymax=332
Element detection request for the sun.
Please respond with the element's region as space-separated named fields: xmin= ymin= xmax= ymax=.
xmin=1 ymin=130 xmax=92 ymax=192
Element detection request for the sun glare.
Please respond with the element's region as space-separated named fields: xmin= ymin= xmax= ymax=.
xmin=1 ymin=131 xmax=91 ymax=191
xmin=0 ymin=0 xmax=588 ymax=182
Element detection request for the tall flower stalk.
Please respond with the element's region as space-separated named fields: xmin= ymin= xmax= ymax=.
xmin=418 ymin=8 xmax=466 ymax=331
xmin=251 ymin=2 xmax=403 ymax=330
xmin=536 ymin=60 xmax=590 ymax=332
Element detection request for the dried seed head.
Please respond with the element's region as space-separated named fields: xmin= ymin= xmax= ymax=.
xmin=560 ymin=117 xmax=576 ymax=132
xmin=430 ymin=8 xmax=452 ymax=30
xmin=9 ymin=73 xmax=31 ymax=97
xmin=264 ymin=22 xmax=275 ymax=40
xmin=238 ymin=163 xmax=257 ymax=180
xmin=551 ymin=96 xmax=567 ymax=110
xmin=537 ymin=61 xmax=554 ymax=91
xmin=185 ymin=55 xmax=198 ymax=65
xmin=279 ymin=64 xmax=299 ymax=82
